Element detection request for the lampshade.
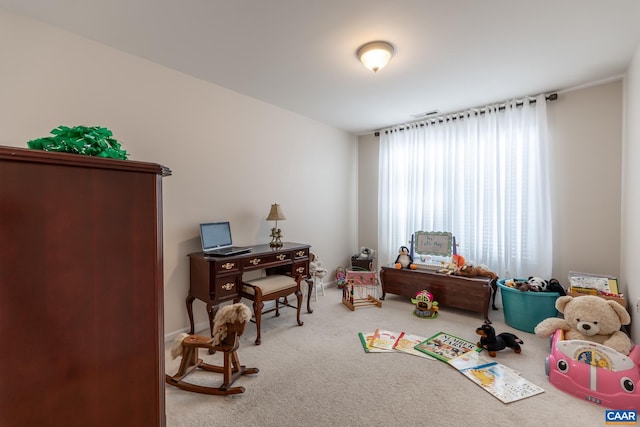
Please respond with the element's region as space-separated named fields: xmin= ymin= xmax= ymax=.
xmin=266 ymin=203 xmax=286 ymax=221
xmin=357 ymin=41 xmax=394 ymax=72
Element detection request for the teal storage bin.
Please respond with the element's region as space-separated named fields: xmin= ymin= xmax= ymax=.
xmin=497 ymin=279 xmax=560 ymax=333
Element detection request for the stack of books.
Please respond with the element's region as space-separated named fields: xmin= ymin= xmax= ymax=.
xmin=567 ymin=271 xmax=626 ymax=306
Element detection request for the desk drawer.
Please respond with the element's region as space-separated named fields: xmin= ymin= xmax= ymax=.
xmin=293 ymin=248 xmax=309 ymax=260
xmin=292 ymin=261 xmax=308 ymax=277
xmin=241 ymin=252 xmax=291 ymax=269
xmin=214 ymin=260 xmax=240 ymax=274
xmin=214 ymin=276 xmax=240 ymax=301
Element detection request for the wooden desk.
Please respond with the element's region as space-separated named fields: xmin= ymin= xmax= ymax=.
xmin=187 ymin=243 xmax=312 ymax=335
xmin=380 ymin=266 xmax=495 ymax=322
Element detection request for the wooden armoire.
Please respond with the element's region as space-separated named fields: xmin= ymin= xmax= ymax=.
xmin=0 ymin=145 xmax=171 ymax=427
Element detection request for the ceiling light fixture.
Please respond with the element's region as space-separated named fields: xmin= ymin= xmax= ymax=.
xmin=357 ymin=41 xmax=394 ymax=73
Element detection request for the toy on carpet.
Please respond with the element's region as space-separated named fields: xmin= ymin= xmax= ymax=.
xmin=475 ymin=322 xmax=523 ymax=357
xmin=166 ymin=302 xmax=258 ymax=395
xmin=394 ymin=246 xmax=416 ymax=269
xmin=534 ymin=295 xmax=633 ymax=355
xmin=544 ymin=328 xmax=640 ymax=410
xmin=336 ymin=267 xmax=346 ymax=289
xmin=411 ymin=290 xmax=438 ymax=319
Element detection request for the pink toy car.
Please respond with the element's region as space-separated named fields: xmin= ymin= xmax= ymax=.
xmin=545 ymin=329 xmax=640 ymax=410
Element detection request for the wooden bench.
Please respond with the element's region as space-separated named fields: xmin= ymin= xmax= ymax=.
xmin=379 ymin=266 xmax=496 ymax=322
xmin=238 ymin=274 xmax=303 ymax=345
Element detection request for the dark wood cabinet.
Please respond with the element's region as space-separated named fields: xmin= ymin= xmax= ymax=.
xmin=0 ymin=146 xmax=170 ymax=427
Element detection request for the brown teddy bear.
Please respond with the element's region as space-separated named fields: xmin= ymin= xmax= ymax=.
xmin=534 ymin=295 xmax=632 ymax=355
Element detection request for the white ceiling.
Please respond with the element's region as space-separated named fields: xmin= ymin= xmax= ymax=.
xmin=2 ymin=0 xmax=640 ymax=135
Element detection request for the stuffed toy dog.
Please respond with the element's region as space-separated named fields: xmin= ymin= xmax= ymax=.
xmin=475 ymin=323 xmax=523 ymax=357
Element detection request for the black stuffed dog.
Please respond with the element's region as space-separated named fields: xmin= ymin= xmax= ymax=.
xmin=475 ymin=323 xmax=524 ymax=357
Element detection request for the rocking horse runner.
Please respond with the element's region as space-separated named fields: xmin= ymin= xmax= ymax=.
xmin=166 ymin=302 xmax=259 ymax=395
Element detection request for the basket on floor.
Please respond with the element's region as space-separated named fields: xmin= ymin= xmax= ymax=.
xmin=497 ymin=279 xmax=560 ymax=333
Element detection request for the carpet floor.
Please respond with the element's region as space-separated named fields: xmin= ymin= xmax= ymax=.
xmin=165 ymin=285 xmax=607 ymax=427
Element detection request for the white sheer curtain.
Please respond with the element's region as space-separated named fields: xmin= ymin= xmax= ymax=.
xmin=378 ymin=95 xmax=552 ymax=279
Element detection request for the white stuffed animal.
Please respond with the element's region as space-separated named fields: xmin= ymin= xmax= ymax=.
xmin=534 ymin=295 xmax=632 ymax=355
xmin=309 ymin=252 xmax=328 ymax=279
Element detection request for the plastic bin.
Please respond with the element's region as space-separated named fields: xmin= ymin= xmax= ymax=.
xmin=497 ymin=279 xmax=560 ymax=333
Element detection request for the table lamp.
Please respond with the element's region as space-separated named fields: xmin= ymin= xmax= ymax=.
xmin=266 ymin=203 xmax=286 ymax=248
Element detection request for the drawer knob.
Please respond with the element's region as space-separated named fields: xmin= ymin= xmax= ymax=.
xmin=296 ymin=251 xmax=305 ymax=257
xmin=222 ymin=262 xmax=235 ymax=270
xmin=222 ymin=282 xmax=235 ymax=291
xmin=296 ymin=267 xmax=305 ymax=274
xmin=277 ymin=254 xmax=287 ymax=261
xmin=250 ymin=258 xmax=261 ymax=265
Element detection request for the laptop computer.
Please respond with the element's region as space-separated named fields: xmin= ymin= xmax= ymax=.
xmin=199 ymin=221 xmax=251 ymax=257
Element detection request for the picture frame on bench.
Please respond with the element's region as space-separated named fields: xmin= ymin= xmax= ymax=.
xmin=414 ymin=231 xmax=453 ymax=258
xmin=411 ymin=231 xmax=455 ymax=263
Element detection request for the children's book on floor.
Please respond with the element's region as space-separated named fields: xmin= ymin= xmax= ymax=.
xmin=358 ymin=332 xmax=394 ymax=353
xmin=359 ymin=330 xmax=544 ymax=403
xmin=370 ymin=329 xmax=400 ymax=350
xmin=413 ymin=331 xmax=480 ymax=362
xmin=448 ymin=350 xmax=545 ymax=403
xmin=392 ymin=332 xmax=435 ymax=359
xmin=358 ymin=331 xmax=435 ymax=359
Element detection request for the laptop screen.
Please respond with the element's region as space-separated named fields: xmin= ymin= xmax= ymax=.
xmin=200 ymin=222 xmax=233 ymax=251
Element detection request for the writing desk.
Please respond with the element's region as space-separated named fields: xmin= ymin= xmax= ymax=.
xmin=187 ymin=242 xmax=312 ymax=335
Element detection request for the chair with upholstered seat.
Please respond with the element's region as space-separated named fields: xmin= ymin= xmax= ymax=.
xmin=238 ymin=274 xmax=303 ymax=345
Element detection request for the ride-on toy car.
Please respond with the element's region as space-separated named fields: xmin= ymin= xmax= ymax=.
xmin=545 ymin=329 xmax=640 ymax=410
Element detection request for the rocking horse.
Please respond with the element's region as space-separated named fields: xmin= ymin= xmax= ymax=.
xmin=165 ymin=303 xmax=258 ymax=395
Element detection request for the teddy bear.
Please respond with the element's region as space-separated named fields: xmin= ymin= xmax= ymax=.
xmin=534 ymin=295 xmax=632 ymax=355
xmin=394 ymin=246 xmax=416 ymax=269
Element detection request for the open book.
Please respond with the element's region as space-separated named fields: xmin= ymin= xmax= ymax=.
xmin=448 ymin=350 xmax=545 ymax=403
xmin=413 ymin=331 xmax=481 ymax=362
xmin=413 ymin=331 xmax=544 ymax=403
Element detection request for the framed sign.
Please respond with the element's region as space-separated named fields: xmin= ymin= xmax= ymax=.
xmin=414 ymin=231 xmax=453 ymax=257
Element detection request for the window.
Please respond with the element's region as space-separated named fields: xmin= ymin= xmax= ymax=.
xmin=378 ymin=96 xmax=552 ymax=279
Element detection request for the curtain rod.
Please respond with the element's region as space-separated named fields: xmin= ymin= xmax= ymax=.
xmin=374 ymin=93 xmax=558 ymax=136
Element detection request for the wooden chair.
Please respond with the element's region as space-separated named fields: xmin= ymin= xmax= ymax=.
xmin=165 ymin=303 xmax=258 ymax=395
xmin=238 ymin=274 xmax=303 ymax=345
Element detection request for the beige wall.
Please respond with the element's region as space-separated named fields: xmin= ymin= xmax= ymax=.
xmin=547 ymin=81 xmax=622 ymax=282
xmin=358 ymin=80 xmax=624 ymax=289
xmin=622 ymin=42 xmax=640 ymax=344
xmin=357 ymin=133 xmax=379 ymax=269
xmin=0 ymin=9 xmax=358 ymax=339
